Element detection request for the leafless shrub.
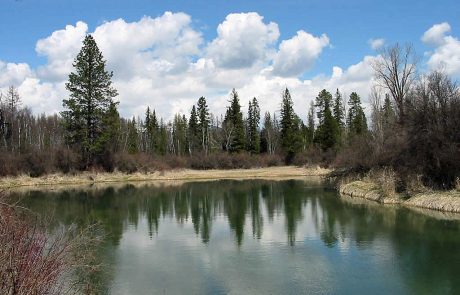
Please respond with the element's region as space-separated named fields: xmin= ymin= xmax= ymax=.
xmin=0 ymin=195 xmax=103 ymax=295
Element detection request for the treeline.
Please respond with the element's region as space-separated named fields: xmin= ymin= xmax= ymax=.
xmin=0 ymin=36 xmax=459 ymax=190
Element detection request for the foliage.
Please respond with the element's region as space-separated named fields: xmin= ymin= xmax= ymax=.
xmin=61 ymin=35 xmax=119 ymax=168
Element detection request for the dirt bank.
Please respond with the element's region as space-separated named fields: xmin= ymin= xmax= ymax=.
xmin=339 ymin=180 xmax=460 ymax=213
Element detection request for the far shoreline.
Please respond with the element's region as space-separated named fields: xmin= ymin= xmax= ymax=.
xmin=0 ymin=166 xmax=331 ymax=191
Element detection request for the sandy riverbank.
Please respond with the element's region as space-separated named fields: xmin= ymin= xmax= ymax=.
xmin=339 ymin=180 xmax=460 ymax=213
xmin=0 ymin=166 xmax=331 ymax=191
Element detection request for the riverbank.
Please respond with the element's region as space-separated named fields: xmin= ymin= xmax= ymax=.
xmin=0 ymin=166 xmax=331 ymax=190
xmin=339 ymin=180 xmax=460 ymax=213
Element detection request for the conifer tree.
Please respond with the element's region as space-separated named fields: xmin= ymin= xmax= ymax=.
xmin=247 ymin=97 xmax=260 ymax=153
xmin=333 ymin=89 xmax=345 ymax=129
xmin=314 ymin=89 xmax=340 ymax=150
xmin=306 ymin=101 xmax=315 ymax=146
xmin=188 ymin=105 xmax=200 ymax=154
xmin=127 ymin=117 xmax=138 ymax=154
xmin=62 ymin=35 xmax=118 ymax=167
xmin=347 ymin=92 xmax=368 ymax=136
xmin=280 ymin=88 xmax=302 ymax=158
xmin=197 ymin=97 xmax=210 ymax=154
xmin=223 ymin=89 xmax=245 ymax=152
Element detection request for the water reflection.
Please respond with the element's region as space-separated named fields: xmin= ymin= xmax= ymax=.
xmin=15 ymin=179 xmax=460 ymax=295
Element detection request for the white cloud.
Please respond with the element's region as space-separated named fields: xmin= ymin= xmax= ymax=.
xmin=206 ymin=12 xmax=279 ymax=69
xmin=422 ymin=22 xmax=451 ymax=46
xmin=35 ymin=21 xmax=88 ymax=81
xmin=0 ymin=12 xmax=376 ymax=120
xmin=271 ymin=30 xmax=329 ymax=77
xmin=0 ymin=61 xmax=33 ymax=87
xmin=422 ymin=22 xmax=460 ymax=77
xmin=368 ymin=38 xmax=385 ymax=50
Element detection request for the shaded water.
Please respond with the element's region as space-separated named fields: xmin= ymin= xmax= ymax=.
xmin=16 ymin=179 xmax=460 ymax=294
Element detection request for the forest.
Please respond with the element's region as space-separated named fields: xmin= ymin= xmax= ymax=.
xmin=0 ymin=36 xmax=459 ymax=190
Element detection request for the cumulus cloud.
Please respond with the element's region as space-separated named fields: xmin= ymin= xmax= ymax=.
xmin=0 ymin=61 xmax=33 ymax=87
xmin=368 ymin=38 xmax=385 ymax=50
xmin=271 ymin=30 xmax=329 ymax=77
xmin=0 ymin=11 xmax=376 ymax=120
xmin=422 ymin=22 xmax=460 ymax=77
xmin=422 ymin=22 xmax=451 ymax=46
xmin=35 ymin=21 xmax=88 ymax=81
xmin=206 ymin=12 xmax=279 ymax=69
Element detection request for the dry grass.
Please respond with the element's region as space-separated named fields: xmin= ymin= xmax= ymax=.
xmin=364 ymin=168 xmax=397 ymax=197
xmin=0 ymin=166 xmax=331 ymax=191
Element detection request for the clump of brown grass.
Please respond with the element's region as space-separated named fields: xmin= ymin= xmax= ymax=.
xmin=455 ymin=178 xmax=460 ymax=192
xmin=365 ymin=167 xmax=397 ymax=197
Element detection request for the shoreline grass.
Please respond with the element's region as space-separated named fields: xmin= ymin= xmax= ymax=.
xmin=0 ymin=166 xmax=331 ymax=191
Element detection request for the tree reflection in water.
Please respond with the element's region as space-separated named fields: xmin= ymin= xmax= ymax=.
xmin=14 ymin=179 xmax=460 ymax=294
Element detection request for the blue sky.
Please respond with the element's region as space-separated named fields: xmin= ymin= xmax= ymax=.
xmin=0 ymin=0 xmax=459 ymax=118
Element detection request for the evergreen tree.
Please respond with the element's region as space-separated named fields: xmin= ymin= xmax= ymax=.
xmin=314 ymin=89 xmax=340 ymax=150
xmin=382 ymin=94 xmax=396 ymax=129
xmin=280 ymin=88 xmax=302 ymax=158
xmin=197 ymin=96 xmax=210 ymax=154
xmin=306 ymin=101 xmax=315 ymax=146
xmin=347 ymin=92 xmax=368 ymax=136
xmin=157 ymin=119 xmax=168 ymax=155
xmin=172 ymin=114 xmax=187 ymax=156
xmin=188 ymin=105 xmax=200 ymax=154
xmin=127 ymin=117 xmax=138 ymax=154
xmin=333 ymin=89 xmax=345 ymax=129
xmin=223 ymin=89 xmax=245 ymax=152
xmin=62 ymin=35 xmax=118 ymax=167
xmin=247 ymin=97 xmax=260 ymax=153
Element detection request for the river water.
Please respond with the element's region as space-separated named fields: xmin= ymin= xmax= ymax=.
xmin=16 ymin=179 xmax=460 ymax=294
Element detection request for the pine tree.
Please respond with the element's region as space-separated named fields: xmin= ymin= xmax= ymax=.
xmin=197 ymin=96 xmax=210 ymax=154
xmin=347 ymin=92 xmax=368 ymax=136
xmin=223 ymin=89 xmax=245 ymax=152
xmin=62 ymin=35 xmax=118 ymax=167
xmin=306 ymin=101 xmax=315 ymax=146
xmin=188 ymin=105 xmax=200 ymax=154
xmin=280 ymin=88 xmax=302 ymax=158
xmin=127 ymin=117 xmax=138 ymax=154
xmin=314 ymin=89 xmax=340 ymax=150
xmin=333 ymin=89 xmax=345 ymax=129
xmin=247 ymin=97 xmax=260 ymax=153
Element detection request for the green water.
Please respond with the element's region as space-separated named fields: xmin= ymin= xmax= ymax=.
xmin=16 ymin=179 xmax=460 ymax=294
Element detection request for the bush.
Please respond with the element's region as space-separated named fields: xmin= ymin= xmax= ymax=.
xmin=55 ymin=148 xmax=80 ymax=173
xmin=0 ymin=195 xmax=102 ymax=294
xmin=23 ymin=153 xmax=51 ymax=177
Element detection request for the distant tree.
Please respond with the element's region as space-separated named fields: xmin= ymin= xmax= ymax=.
xmin=127 ymin=117 xmax=138 ymax=154
xmin=197 ymin=96 xmax=210 ymax=154
xmin=188 ymin=105 xmax=200 ymax=154
xmin=247 ymin=97 xmax=260 ymax=154
xmin=372 ymin=43 xmax=417 ymax=123
xmin=280 ymin=88 xmax=302 ymax=158
xmin=61 ymin=35 xmax=118 ymax=167
xmin=223 ymin=89 xmax=245 ymax=152
xmin=314 ymin=89 xmax=340 ymax=150
xmin=260 ymin=112 xmax=279 ymax=154
xmin=333 ymin=89 xmax=345 ymax=129
xmin=172 ymin=114 xmax=187 ymax=156
xmin=347 ymin=92 xmax=368 ymax=136
xmin=306 ymin=101 xmax=315 ymax=146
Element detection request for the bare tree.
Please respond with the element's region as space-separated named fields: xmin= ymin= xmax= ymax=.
xmin=372 ymin=43 xmax=417 ymax=123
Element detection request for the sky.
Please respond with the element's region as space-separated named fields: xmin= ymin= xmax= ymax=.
xmin=0 ymin=0 xmax=459 ymax=120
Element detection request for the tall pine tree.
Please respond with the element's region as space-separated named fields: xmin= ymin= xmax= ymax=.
xmin=280 ymin=88 xmax=302 ymax=158
xmin=62 ymin=35 xmax=118 ymax=167
xmin=314 ymin=89 xmax=340 ymax=151
xmin=347 ymin=92 xmax=368 ymax=136
xmin=223 ymin=89 xmax=245 ymax=152
xmin=247 ymin=97 xmax=260 ymax=153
